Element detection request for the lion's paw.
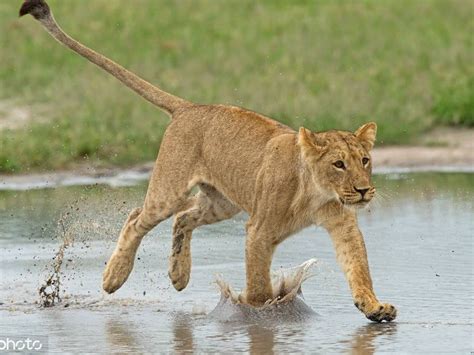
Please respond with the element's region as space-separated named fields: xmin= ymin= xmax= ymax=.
xmin=102 ymin=251 xmax=135 ymax=294
xmin=168 ymin=254 xmax=191 ymax=291
xmin=356 ymin=301 xmax=397 ymax=323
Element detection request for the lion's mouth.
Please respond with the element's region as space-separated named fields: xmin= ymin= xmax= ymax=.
xmin=339 ymin=197 xmax=370 ymax=206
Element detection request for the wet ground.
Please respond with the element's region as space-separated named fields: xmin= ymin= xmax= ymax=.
xmin=0 ymin=173 xmax=472 ymax=353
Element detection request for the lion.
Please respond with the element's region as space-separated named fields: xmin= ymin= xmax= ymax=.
xmin=20 ymin=0 xmax=396 ymax=322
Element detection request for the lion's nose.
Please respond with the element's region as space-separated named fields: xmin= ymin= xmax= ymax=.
xmin=355 ymin=187 xmax=370 ymax=198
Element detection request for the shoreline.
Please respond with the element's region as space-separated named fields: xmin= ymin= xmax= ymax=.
xmin=1 ymin=145 xmax=472 ymax=191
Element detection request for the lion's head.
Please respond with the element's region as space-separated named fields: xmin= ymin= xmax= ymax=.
xmin=298 ymin=122 xmax=377 ymax=207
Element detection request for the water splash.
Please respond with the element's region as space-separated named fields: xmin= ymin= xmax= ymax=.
xmin=210 ymin=258 xmax=318 ymax=322
xmin=38 ymin=218 xmax=73 ymax=307
xmin=36 ymin=193 xmax=125 ymax=307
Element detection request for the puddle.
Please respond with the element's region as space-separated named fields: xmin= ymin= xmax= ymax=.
xmin=0 ymin=173 xmax=472 ymax=353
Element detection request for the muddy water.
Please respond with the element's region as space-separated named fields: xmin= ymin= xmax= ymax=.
xmin=0 ymin=173 xmax=472 ymax=353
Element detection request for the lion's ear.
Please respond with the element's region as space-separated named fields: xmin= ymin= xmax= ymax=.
xmin=298 ymin=127 xmax=323 ymax=158
xmin=355 ymin=122 xmax=377 ymax=151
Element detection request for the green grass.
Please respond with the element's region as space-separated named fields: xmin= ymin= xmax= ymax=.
xmin=432 ymin=77 xmax=474 ymax=126
xmin=0 ymin=0 xmax=472 ymax=173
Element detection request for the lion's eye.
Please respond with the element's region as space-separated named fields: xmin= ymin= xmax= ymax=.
xmin=333 ymin=160 xmax=345 ymax=169
xmin=362 ymin=157 xmax=370 ymax=165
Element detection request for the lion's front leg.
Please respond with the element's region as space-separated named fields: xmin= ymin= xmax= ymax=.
xmin=323 ymin=211 xmax=397 ymax=322
xmin=244 ymin=224 xmax=275 ymax=306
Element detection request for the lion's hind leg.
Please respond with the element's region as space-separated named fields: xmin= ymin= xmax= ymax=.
xmin=103 ymin=154 xmax=196 ymax=293
xmin=169 ymin=184 xmax=240 ymax=291
xmin=102 ymin=196 xmax=189 ymax=294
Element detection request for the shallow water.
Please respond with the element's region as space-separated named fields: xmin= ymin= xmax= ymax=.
xmin=0 ymin=173 xmax=472 ymax=353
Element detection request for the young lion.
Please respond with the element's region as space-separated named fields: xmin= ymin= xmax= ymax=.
xmin=21 ymin=0 xmax=396 ymax=322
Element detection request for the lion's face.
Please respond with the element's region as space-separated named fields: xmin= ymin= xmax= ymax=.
xmin=298 ymin=122 xmax=377 ymax=207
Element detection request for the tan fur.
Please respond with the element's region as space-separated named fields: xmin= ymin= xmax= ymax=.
xmin=21 ymin=0 xmax=396 ymax=322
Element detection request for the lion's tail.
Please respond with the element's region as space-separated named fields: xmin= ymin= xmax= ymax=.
xmin=19 ymin=0 xmax=190 ymax=115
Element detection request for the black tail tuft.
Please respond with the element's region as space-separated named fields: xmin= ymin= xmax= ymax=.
xmin=19 ymin=0 xmax=50 ymax=20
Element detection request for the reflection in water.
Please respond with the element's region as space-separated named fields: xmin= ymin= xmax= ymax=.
xmin=170 ymin=313 xmax=396 ymax=354
xmin=105 ymin=318 xmax=141 ymax=353
xmin=247 ymin=324 xmax=275 ymax=355
xmin=50 ymin=308 xmax=398 ymax=354
xmin=172 ymin=313 xmax=195 ymax=353
xmin=171 ymin=314 xmax=278 ymax=354
xmin=347 ymin=322 xmax=398 ymax=355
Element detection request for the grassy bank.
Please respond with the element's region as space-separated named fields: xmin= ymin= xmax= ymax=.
xmin=0 ymin=0 xmax=472 ymax=173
